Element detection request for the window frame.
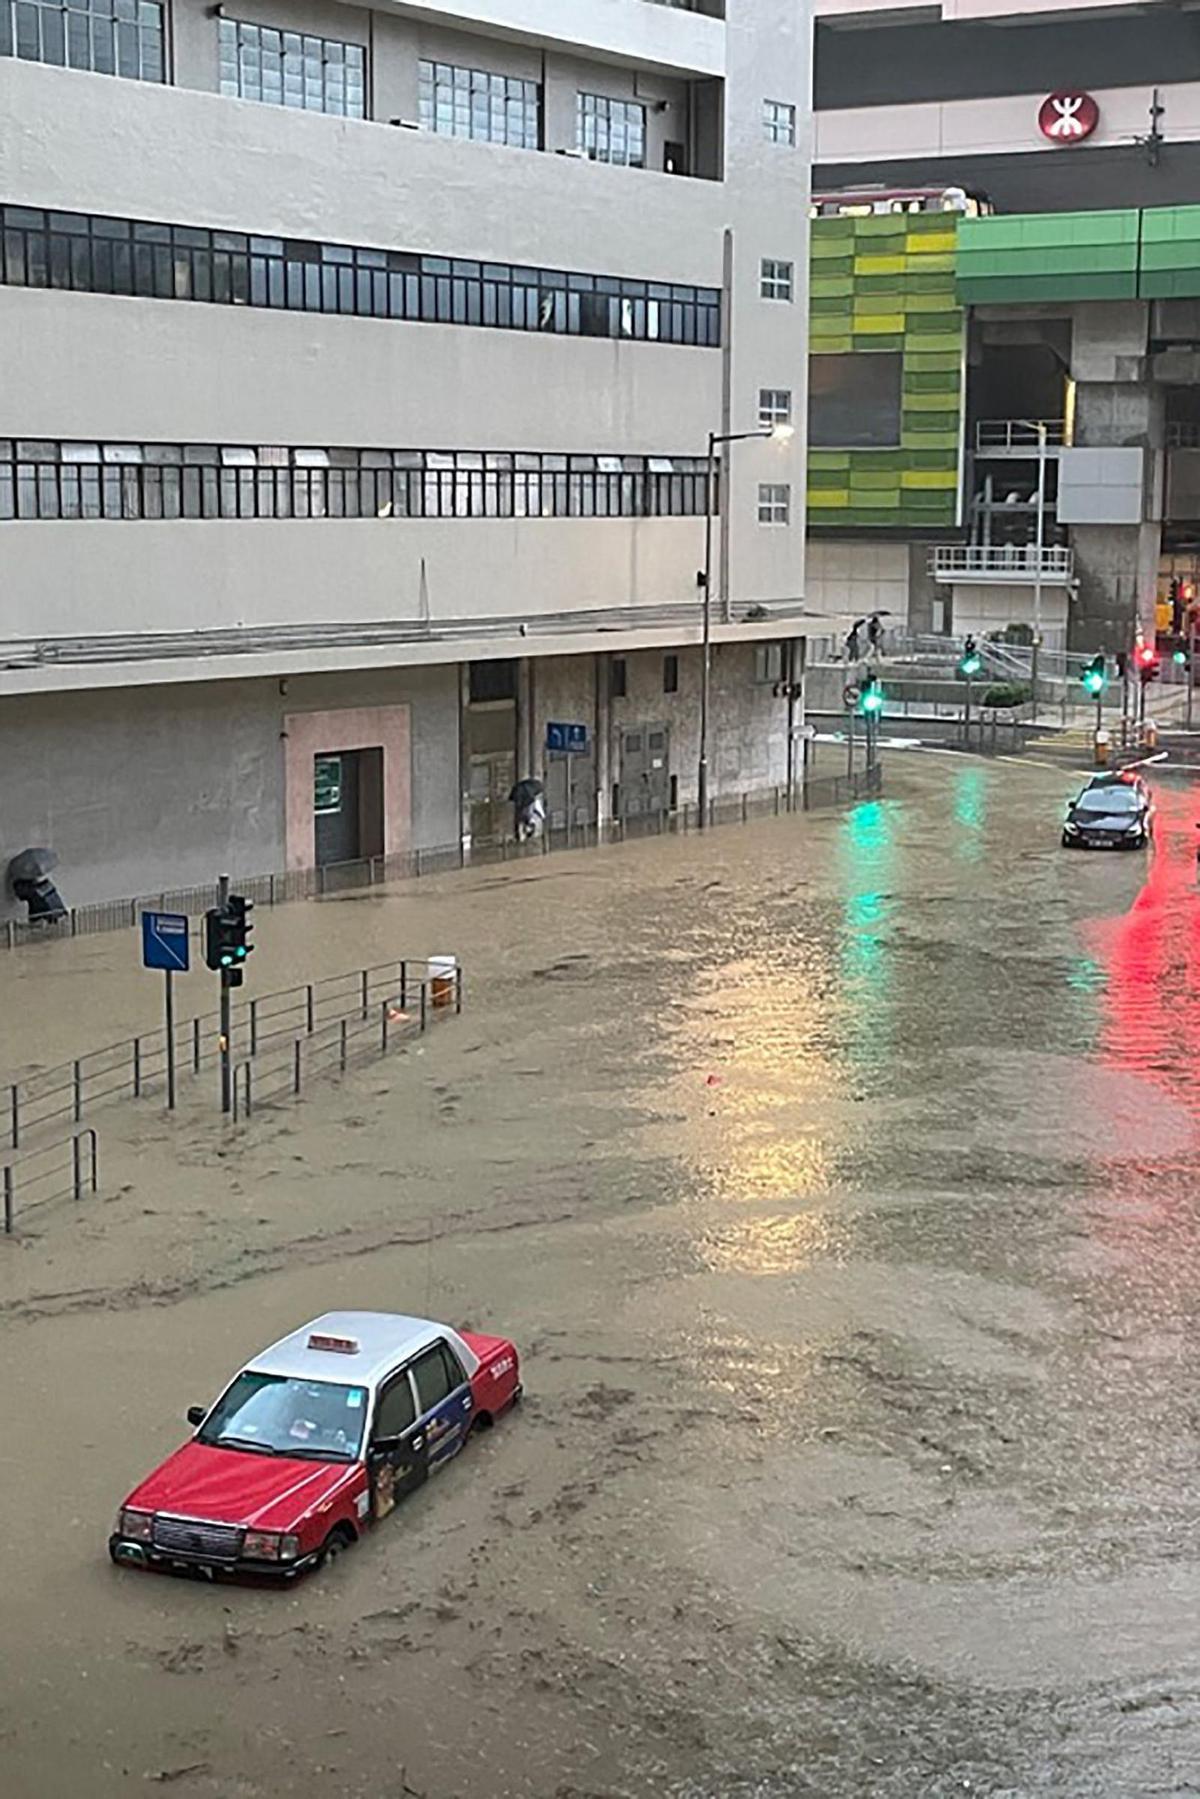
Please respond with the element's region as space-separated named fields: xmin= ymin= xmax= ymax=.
xmin=758 ymin=388 xmax=793 ymax=430
xmin=418 ymin=57 xmax=541 ymax=150
xmin=217 ymin=16 xmax=366 ymax=119
xmin=371 ymin=1367 xmax=419 ymax=1444
xmin=760 ymin=259 xmax=794 ymax=303
xmin=1 ymin=0 xmax=166 ymax=81
xmin=410 ymin=1342 xmax=465 ymax=1418
xmin=0 ymin=203 xmax=722 ymax=350
xmin=762 ymin=99 xmax=796 ymax=147
xmin=757 ymin=482 xmax=791 ymax=526
xmin=577 ymin=89 xmax=647 ymax=169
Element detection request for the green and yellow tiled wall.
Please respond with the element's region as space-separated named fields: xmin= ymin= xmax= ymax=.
xmin=808 ymin=213 xmax=965 ymax=530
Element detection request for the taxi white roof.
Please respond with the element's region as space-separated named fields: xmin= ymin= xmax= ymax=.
xmin=249 ymin=1311 xmax=479 ymax=1387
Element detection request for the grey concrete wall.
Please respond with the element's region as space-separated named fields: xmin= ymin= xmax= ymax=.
xmin=0 ymin=665 xmax=460 ymax=916
xmin=528 ymin=643 xmax=789 ymax=812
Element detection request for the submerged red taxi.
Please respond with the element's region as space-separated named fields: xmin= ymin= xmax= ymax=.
xmin=110 ymin=1311 xmax=520 ymax=1579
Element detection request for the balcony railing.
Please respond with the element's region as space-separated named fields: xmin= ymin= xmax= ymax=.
xmin=930 ymin=544 xmax=1074 ymax=583
xmin=975 ymin=419 xmax=1067 ymax=454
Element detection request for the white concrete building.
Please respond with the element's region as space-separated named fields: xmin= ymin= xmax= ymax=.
xmin=0 ymin=0 xmax=817 ymax=909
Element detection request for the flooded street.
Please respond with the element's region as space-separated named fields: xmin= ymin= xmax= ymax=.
xmin=4 ymin=752 xmax=1200 ymax=1797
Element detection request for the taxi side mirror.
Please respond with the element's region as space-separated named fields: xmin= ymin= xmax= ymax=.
xmin=186 ymin=1405 xmax=207 ymax=1427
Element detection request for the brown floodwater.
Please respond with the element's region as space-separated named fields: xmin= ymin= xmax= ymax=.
xmin=4 ymin=753 xmax=1200 ymax=1798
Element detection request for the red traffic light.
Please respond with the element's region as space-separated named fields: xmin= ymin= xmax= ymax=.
xmin=1136 ymin=644 xmax=1159 ymax=668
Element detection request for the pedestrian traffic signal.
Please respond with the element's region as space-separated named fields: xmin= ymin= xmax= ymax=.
xmin=203 ymin=895 xmax=254 ymax=985
xmin=1135 ymin=642 xmax=1161 ymax=684
xmin=859 ymin=672 xmax=884 ymax=714
xmin=1081 ymin=653 xmax=1106 ymax=697
xmin=958 ymin=637 xmax=983 ymax=679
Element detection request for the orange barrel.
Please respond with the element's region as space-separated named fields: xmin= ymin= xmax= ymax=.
xmin=429 ymin=955 xmax=458 ymax=1010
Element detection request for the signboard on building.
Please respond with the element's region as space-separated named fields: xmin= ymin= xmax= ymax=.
xmin=1038 ymin=93 xmax=1099 ymax=145
xmin=546 ymin=722 xmax=589 ymax=754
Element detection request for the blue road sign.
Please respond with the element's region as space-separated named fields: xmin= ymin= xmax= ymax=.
xmin=546 ymin=721 xmax=589 ymax=754
xmin=141 ymin=909 xmax=190 ymax=974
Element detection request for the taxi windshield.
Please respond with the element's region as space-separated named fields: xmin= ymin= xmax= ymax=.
xmin=197 ymin=1371 xmax=367 ymax=1462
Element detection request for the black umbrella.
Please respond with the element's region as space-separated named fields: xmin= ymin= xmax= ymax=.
xmin=508 ymin=778 xmax=545 ymax=808
xmin=8 ymin=847 xmax=58 ymax=884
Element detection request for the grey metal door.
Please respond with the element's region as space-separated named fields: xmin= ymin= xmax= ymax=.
xmin=545 ymin=751 xmax=595 ymax=831
xmin=619 ymin=724 xmax=670 ymax=818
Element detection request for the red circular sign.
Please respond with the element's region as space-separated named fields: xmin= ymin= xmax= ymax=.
xmin=1038 ymin=92 xmax=1099 ymax=145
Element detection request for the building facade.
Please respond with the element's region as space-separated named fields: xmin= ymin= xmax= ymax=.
xmin=0 ymin=0 xmax=814 ymax=912
xmin=805 ymin=0 xmax=1200 ymax=653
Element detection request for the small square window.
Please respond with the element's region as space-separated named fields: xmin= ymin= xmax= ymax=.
xmin=762 ymin=100 xmax=796 ymax=147
xmin=759 ymin=388 xmax=793 ymax=429
xmin=663 ymin=654 xmax=679 ymax=695
xmin=758 ymin=483 xmax=790 ymax=526
xmin=760 ymin=259 xmax=794 ymax=303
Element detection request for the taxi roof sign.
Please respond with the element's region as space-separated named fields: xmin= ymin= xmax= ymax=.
xmin=307 ymin=1333 xmax=360 ymax=1355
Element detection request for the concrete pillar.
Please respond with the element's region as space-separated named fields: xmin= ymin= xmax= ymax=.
xmin=1069 ymin=301 xmax=1164 ymax=648
xmin=594 ymin=652 xmax=612 ymax=833
xmin=515 ymin=657 xmax=533 ymax=782
xmin=457 ymin=662 xmax=472 ymax=855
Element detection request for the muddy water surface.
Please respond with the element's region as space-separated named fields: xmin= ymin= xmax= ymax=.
xmin=4 ymin=756 xmax=1200 ymax=1797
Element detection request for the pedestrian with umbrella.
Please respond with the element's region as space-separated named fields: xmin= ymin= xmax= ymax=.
xmin=7 ymin=848 xmax=67 ymax=923
xmin=508 ymin=777 xmax=546 ymax=843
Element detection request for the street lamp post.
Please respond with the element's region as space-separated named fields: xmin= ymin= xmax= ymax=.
xmin=698 ymin=423 xmax=793 ymax=828
xmin=1026 ymin=419 xmax=1048 ymax=724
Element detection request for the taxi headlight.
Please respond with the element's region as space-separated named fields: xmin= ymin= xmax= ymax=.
xmin=119 ymin=1509 xmax=153 ymax=1543
xmin=243 ymin=1530 xmax=283 ymax=1561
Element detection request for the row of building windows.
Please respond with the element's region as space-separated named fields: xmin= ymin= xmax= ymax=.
xmin=0 ymin=204 xmax=723 ymax=347
xmin=218 ymin=18 xmax=364 ymax=117
xmin=1 ymin=0 xmax=163 ymax=78
xmin=0 ymin=441 xmax=718 ymax=522
xmin=2 ymin=5 xmax=799 ymax=175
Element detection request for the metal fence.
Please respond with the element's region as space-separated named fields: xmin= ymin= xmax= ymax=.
xmin=1 ymin=770 xmax=882 ymax=953
xmin=2 ymin=956 xmax=459 ymax=1155
xmin=233 ymin=979 xmax=456 ymax=1121
xmin=2 ymin=1128 xmax=98 ymax=1235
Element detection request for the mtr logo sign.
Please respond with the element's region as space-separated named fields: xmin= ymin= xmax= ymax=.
xmin=1039 ymin=92 xmax=1100 ymax=145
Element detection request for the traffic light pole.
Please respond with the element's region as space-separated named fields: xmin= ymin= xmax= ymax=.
xmin=963 ymin=674 xmax=972 ymax=748
xmin=1190 ymin=618 xmax=1197 ymax=731
xmin=218 ymin=871 xmax=231 ymax=1116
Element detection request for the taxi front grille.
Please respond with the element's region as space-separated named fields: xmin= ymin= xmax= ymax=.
xmin=152 ymin=1516 xmax=244 ymax=1560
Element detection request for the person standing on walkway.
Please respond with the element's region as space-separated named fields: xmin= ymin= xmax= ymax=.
xmin=846 ymin=619 xmax=863 ymax=663
xmin=866 ymin=614 xmax=882 ymax=659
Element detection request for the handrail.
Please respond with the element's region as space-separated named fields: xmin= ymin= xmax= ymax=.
xmin=2 ymin=1128 xmax=99 ymax=1234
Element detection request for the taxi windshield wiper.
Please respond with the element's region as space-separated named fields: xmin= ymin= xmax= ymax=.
xmin=215 ymin=1433 xmax=278 ymax=1456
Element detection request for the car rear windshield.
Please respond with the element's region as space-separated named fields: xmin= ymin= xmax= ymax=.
xmin=1076 ymin=787 xmax=1140 ymax=812
xmin=197 ymin=1371 xmax=367 ymax=1461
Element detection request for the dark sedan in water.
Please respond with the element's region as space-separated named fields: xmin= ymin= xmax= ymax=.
xmin=1062 ymin=780 xmax=1154 ymax=849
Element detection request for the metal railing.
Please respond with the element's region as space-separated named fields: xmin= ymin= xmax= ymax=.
xmin=975 ymin=419 xmax=1066 ymax=452
xmin=1 ymin=956 xmax=458 ymax=1155
xmin=233 ymin=975 xmax=459 ymax=1121
xmin=929 ymin=544 xmax=1074 ymax=583
xmin=1 ymin=771 xmax=880 ymax=953
xmin=2 ymin=1128 xmax=98 ymax=1235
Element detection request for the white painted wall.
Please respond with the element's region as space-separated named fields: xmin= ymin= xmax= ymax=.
xmin=0 ymin=0 xmax=812 ymax=684
xmin=805 ymin=540 xmax=910 ymax=622
xmin=5 ymin=516 xmax=705 ymax=634
xmin=947 ymin=580 xmax=1070 ymax=649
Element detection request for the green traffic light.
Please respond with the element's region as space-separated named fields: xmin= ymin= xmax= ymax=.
xmin=861 ymin=691 xmax=884 ymax=714
xmin=1083 ymin=673 xmax=1104 ymax=695
xmin=1174 ymin=649 xmax=1188 ymax=665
